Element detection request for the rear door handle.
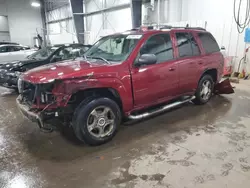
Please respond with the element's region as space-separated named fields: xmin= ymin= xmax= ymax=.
xmin=169 ymin=67 xmax=175 ymax=71
xmin=198 ymin=61 xmax=203 ymax=65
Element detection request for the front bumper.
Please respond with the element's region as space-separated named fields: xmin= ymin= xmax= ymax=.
xmin=16 ymin=96 xmax=43 ymax=126
xmin=16 ymin=95 xmax=61 ymax=132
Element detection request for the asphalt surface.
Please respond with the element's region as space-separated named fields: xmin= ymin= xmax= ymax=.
xmin=1 ymin=81 xmax=250 ymax=188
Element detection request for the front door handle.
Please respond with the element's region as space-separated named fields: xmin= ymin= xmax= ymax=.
xmin=198 ymin=61 xmax=203 ymax=65
xmin=169 ymin=67 xmax=175 ymax=71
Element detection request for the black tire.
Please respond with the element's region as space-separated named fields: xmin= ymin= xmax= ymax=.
xmin=193 ymin=74 xmax=214 ymax=105
xmin=14 ymin=88 xmax=19 ymax=93
xmin=72 ymin=97 xmax=121 ymax=146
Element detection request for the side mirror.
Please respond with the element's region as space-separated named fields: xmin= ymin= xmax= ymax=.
xmin=136 ymin=54 xmax=157 ymax=66
xmin=221 ymin=46 xmax=226 ymax=50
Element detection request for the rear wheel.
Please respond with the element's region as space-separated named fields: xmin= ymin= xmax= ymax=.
xmin=193 ymin=74 xmax=214 ymax=105
xmin=72 ymin=97 xmax=121 ymax=146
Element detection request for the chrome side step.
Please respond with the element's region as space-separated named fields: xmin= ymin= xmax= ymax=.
xmin=128 ymin=96 xmax=196 ymax=120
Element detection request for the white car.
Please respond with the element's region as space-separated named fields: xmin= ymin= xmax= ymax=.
xmin=0 ymin=44 xmax=37 ymax=63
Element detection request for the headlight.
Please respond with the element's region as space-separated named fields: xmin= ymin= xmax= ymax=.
xmin=6 ymin=71 xmax=21 ymax=77
xmin=17 ymin=78 xmax=23 ymax=93
xmin=15 ymin=71 xmax=22 ymax=76
xmin=6 ymin=72 xmax=15 ymax=77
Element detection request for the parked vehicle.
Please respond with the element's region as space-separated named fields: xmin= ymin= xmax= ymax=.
xmin=0 ymin=44 xmax=36 ymax=63
xmin=16 ymin=26 xmax=234 ymax=145
xmin=0 ymin=42 xmax=19 ymax=45
xmin=0 ymin=43 xmax=91 ymax=90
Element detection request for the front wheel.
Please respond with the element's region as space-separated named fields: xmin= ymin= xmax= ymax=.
xmin=72 ymin=97 xmax=121 ymax=146
xmin=193 ymin=74 xmax=214 ymax=105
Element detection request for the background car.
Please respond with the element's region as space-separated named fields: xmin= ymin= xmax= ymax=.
xmin=0 ymin=44 xmax=36 ymax=63
xmin=0 ymin=43 xmax=92 ymax=90
xmin=0 ymin=42 xmax=19 ymax=45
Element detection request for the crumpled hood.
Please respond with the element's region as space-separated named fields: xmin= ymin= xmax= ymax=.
xmin=0 ymin=59 xmax=39 ymax=71
xmin=0 ymin=60 xmax=22 ymax=70
xmin=22 ymin=59 xmax=107 ymax=83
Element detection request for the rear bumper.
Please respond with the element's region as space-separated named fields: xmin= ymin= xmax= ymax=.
xmin=214 ymin=78 xmax=235 ymax=94
xmin=223 ymin=66 xmax=233 ymax=76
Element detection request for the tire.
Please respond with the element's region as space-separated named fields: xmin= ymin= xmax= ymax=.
xmin=72 ymin=97 xmax=121 ymax=146
xmin=14 ymin=88 xmax=19 ymax=93
xmin=193 ymin=74 xmax=214 ymax=105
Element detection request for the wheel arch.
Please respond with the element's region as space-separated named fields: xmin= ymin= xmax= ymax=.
xmin=68 ymin=87 xmax=123 ymax=113
xmin=199 ymin=68 xmax=218 ymax=83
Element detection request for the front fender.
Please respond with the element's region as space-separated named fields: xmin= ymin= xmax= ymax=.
xmin=53 ymin=76 xmax=133 ymax=112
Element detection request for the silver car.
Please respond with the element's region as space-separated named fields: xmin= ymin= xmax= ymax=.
xmin=0 ymin=44 xmax=37 ymax=63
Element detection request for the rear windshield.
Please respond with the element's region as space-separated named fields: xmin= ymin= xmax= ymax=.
xmin=198 ymin=32 xmax=220 ymax=54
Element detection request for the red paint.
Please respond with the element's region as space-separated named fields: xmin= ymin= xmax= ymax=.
xmin=223 ymin=56 xmax=233 ymax=76
xmin=214 ymin=78 xmax=234 ymax=94
xmin=22 ymin=29 xmax=225 ymax=115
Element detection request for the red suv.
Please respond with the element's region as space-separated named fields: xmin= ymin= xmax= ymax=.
xmin=16 ymin=26 xmax=233 ymax=145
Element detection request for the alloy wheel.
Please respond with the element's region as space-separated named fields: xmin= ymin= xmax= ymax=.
xmin=200 ymin=80 xmax=212 ymax=101
xmin=87 ymin=106 xmax=115 ymax=138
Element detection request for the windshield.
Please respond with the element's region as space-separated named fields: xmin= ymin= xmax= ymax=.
xmin=85 ymin=34 xmax=141 ymax=62
xmin=28 ymin=46 xmax=59 ymax=60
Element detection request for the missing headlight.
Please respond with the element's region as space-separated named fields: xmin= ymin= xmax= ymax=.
xmin=39 ymin=83 xmax=56 ymax=104
xmin=40 ymin=92 xmax=56 ymax=103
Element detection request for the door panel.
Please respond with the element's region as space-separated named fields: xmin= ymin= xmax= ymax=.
xmin=173 ymin=31 xmax=202 ymax=94
xmin=178 ymin=56 xmax=201 ymax=94
xmin=9 ymin=51 xmax=25 ymax=60
xmin=131 ymin=60 xmax=179 ymax=107
xmin=131 ymin=33 xmax=179 ymax=108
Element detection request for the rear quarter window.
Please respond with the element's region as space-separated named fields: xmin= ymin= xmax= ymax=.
xmin=198 ymin=33 xmax=220 ymax=54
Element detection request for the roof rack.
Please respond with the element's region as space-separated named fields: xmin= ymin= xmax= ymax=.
xmin=160 ymin=25 xmax=206 ymax=31
xmin=127 ymin=25 xmax=206 ymax=32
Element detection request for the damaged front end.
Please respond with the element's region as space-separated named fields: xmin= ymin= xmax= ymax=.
xmin=214 ymin=78 xmax=235 ymax=94
xmin=16 ymin=79 xmax=71 ymax=132
xmin=0 ymin=69 xmax=22 ymax=89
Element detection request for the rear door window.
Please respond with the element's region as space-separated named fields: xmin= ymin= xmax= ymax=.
xmin=13 ymin=46 xmax=24 ymax=51
xmin=7 ymin=46 xmax=17 ymax=52
xmin=198 ymin=32 xmax=220 ymax=54
xmin=189 ymin=34 xmax=200 ymax=56
xmin=176 ymin=32 xmax=200 ymax=57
